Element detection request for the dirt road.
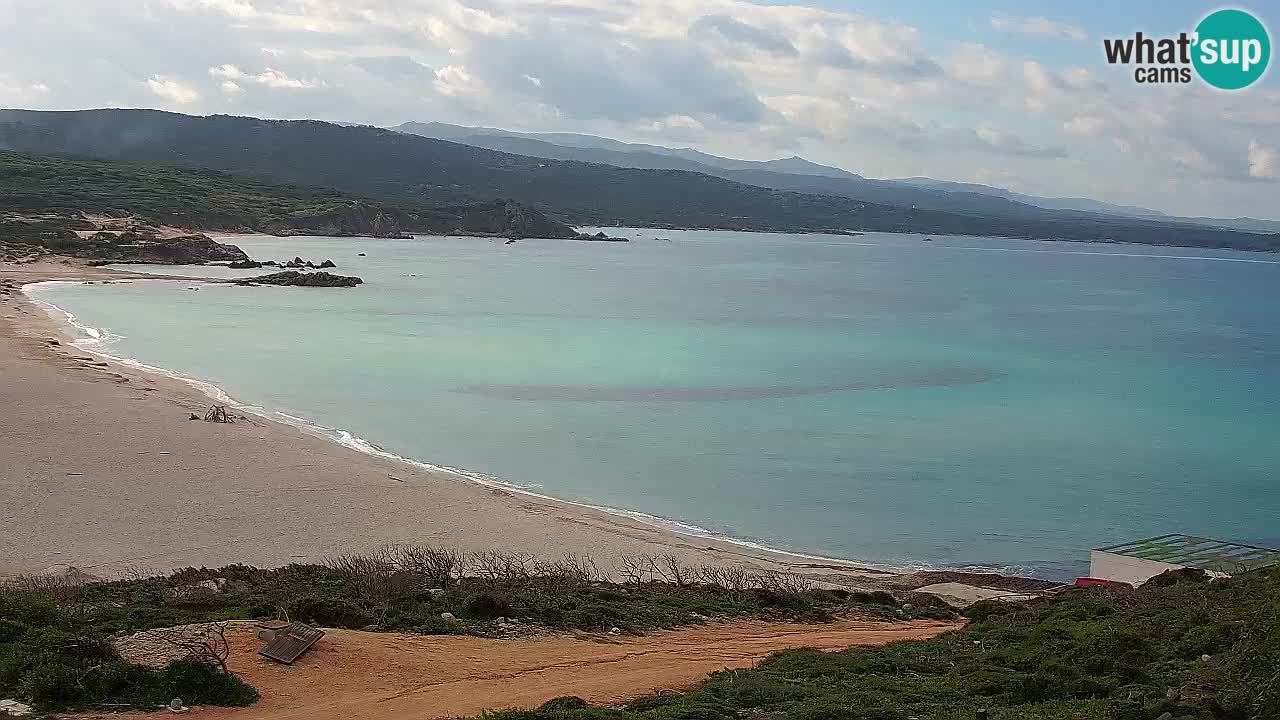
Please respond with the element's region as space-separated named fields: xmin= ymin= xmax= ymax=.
xmin=102 ymin=619 xmax=957 ymax=719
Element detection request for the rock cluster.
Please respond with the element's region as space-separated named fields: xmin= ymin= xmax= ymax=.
xmin=235 ymin=270 xmax=363 ymax=288
xmin=573 ymin=231 xmax=628 ymax=242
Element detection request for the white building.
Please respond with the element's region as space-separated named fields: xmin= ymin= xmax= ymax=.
xmin=1089 ymin=534 xmax=1280 ymax=587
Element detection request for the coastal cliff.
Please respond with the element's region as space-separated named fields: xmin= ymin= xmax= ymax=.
xmin=0 ymin=214 xmax=248 ymax=264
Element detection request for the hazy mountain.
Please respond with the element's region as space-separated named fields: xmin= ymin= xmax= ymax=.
xmin=895 ymin=177 xmax=1280 ymax=233
xmin=396 ymin=121 xmax=1280 ymax=233
xmin=894 ymin=177 xmax=1170 ymax=219
xmin=2 ymin=109 xmax=1275 ymax=251
xmin=393 ymin=122 xmax=862 ymax=179
xmin=394 ymin=123 xmax=1094 ymax=220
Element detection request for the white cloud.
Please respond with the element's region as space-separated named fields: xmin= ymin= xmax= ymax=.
xmin=208 ymin=64 xmax=317 ymax=89
xmin=145 ymin=75 xmax=200 ymax=104
xmin=0 ymin=0 xmax=1276 ymax=217
xmin=198 ymin=0 xmax=255 ymax=20
xmin=209 ymin=64 xmax=244 ymax=80
xmin=1063 ymin=116 xmax=1106 ymax=136
xmin=1248 ymin=140 xmax=1278 ymax=180
xmin=433 ymin=65 xmax=482 ymax=97
xmin=991 ymin=15 xmax=1087 ymax=44
xmin=973 ymin=123 xmax=1065 ymax=158
xmin=253 ymin=69 xmax=317 ymax=89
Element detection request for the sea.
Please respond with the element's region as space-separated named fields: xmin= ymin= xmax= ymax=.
xmin=26 ymin=229 xmax=1280 ymax=580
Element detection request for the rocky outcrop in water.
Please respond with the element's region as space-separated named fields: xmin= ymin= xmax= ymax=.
xmin=573 ymin=231 xmax=627 ymax=242
xmin=129 ymin=235 xmax=249 ymax=264
xmin=235 ymin=270 xmax=363 ymax=288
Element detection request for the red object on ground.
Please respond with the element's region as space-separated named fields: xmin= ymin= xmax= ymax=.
xmin=1074 ymin=577 xmax=1133 ymax=589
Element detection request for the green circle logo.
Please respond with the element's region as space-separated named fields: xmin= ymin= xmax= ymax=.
xmin=1193 ymin=9 xmax=1271 ymax=90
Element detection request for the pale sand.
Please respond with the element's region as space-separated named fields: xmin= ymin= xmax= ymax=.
xmin=0 ymin=260 xmax=896 ymax=584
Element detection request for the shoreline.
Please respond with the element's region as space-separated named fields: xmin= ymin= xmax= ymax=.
xmin=27 ymin=277 xmax=907 ymax=576
xmin=1 ymin=259 xmax=901 ymax=585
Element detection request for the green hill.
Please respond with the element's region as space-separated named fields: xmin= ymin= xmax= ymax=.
xmin=0 ymin=150 xmax=576 ymax=240
xmin=2 ymin=109 xmax=1277 ymax=251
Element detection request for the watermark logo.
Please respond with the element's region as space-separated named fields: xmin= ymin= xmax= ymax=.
xmin=1103 ymin=8 xmax=1270 ymax=90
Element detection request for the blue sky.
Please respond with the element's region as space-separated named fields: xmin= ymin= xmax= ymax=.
xmin=0 ymin=0 xmax=1276 ymax=218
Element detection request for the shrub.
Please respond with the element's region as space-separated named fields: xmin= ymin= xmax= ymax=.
xmin=463 ymin=592 xmax=512 ymax=620
xmin=539 ymin=696 xmax=589 ymax=711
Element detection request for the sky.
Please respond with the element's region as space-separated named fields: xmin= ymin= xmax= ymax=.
xmin=0 ymin=0 xmax=1277 ymax=219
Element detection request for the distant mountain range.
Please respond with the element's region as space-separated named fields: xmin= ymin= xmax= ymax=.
xmin=393 ymin=121 xmax=1280 ymax=235
xmin=393 ymin=122 xmax=863 ymax=180
xmin=0 ymin=109 xmax=1275 ymax=251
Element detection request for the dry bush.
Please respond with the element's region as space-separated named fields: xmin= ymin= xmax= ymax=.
xmin=652 ymin=554 xmax=692 ymax=587
xmin=534 ymin=552 xmax=603 ymax=587
xmin=381 ymin=544 xmax=463 ymax=588
xmin=6 ymin=573 xmax=88 ymax=604
xmin=325 ymin=551 xmax=414 ymax=604
xmin=618 ymin=554 xmax=656 ymax=585
xmin=468 ymin=550 xmax=537 ymax=583
xmin=142 ymin=622 xmax=232 ymax=674
xmin=697 ymin=565 xmax=752 ymax=592
xmin=751 ymin=569 xmax=816 ymax=594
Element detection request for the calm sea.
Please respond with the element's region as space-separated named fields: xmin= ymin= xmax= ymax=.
xmin=29 ymin=229 xmax=1280 ymax=579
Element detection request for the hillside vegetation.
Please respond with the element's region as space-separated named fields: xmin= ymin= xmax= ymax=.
xmin=2 ymin=109 xmax=1277 ymax=251
xmin=0 ymin=548 xmax=950 ymax=712
xmin=498 ymin=568 xmax=1280 ymax=720
xmin=0 ymin=150 xmax=575 ymax=240
xmin=3 ymin=546 xmax=1276 ymax=718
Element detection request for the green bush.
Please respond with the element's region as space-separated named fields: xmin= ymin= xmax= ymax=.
xmin=540 ymin=696 xmax=590 ymax=712
xmin=486 ymin=568 xmax=1280 ymax=720
xmin=0 ymin=590 xmax=257 ymax=711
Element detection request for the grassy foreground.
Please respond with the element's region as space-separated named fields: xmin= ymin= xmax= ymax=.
xmin=499 ymin=568 xmax=1279 ymax=720
xmin=0 ymin=548 xmax=951 ymax=712
xmin=4 ymin=549 xmax=1275 ymax=718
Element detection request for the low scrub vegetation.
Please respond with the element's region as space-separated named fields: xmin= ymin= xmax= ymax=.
xmin=491 ymin=567 xmax=1280 ymax=720
xmin=4 ymin=548 xmax=949 ymax=639
xmin=1 ymin=547 xmax=950 ymax=712
xmin=0 ymin=591 xmax=256 ymax=711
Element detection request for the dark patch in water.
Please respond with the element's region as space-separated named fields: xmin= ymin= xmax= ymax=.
xmin=455 ymin=368 xmax=1003 ymax=401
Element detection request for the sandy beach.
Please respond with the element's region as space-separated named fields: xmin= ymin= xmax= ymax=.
xmin=0 ymin=259 xmax=895 ymax=584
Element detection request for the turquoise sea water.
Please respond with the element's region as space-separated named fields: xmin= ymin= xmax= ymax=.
xmin=28 ymin=230 xmax=1280 ymax=578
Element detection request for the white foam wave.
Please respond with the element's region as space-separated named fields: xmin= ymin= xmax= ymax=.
xmin=20 ymin=280 xmax=906 ymax=574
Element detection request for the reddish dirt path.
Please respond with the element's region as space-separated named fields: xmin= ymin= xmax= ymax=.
xmin=90 ymin=619 xmax=958 ymax=719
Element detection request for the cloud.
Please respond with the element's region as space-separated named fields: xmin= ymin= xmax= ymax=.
xmin=145 ymin=75 xmax=200 ymax=104
xmin=972 ymin=123 xmax=1066 ymax=158
xmin=433 ymin=65 xmax=483 ymax=97
xmin=208 ymin=64 xmax=318 ymax=89
xmin=1 ymin=0 xmax=1278 ymax=218
xmin=352 ymin=56 xmax=436 ymax=84
xmin=991 ymin=15 xmax=1087 ymax=43
xmin=1248 ymin=140 xmax=1279 ymax=180
xmin=690 ymin=14 xmax=797 ymax=56
xmin=1063 ymin=115 xmax=1106 ymax=135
